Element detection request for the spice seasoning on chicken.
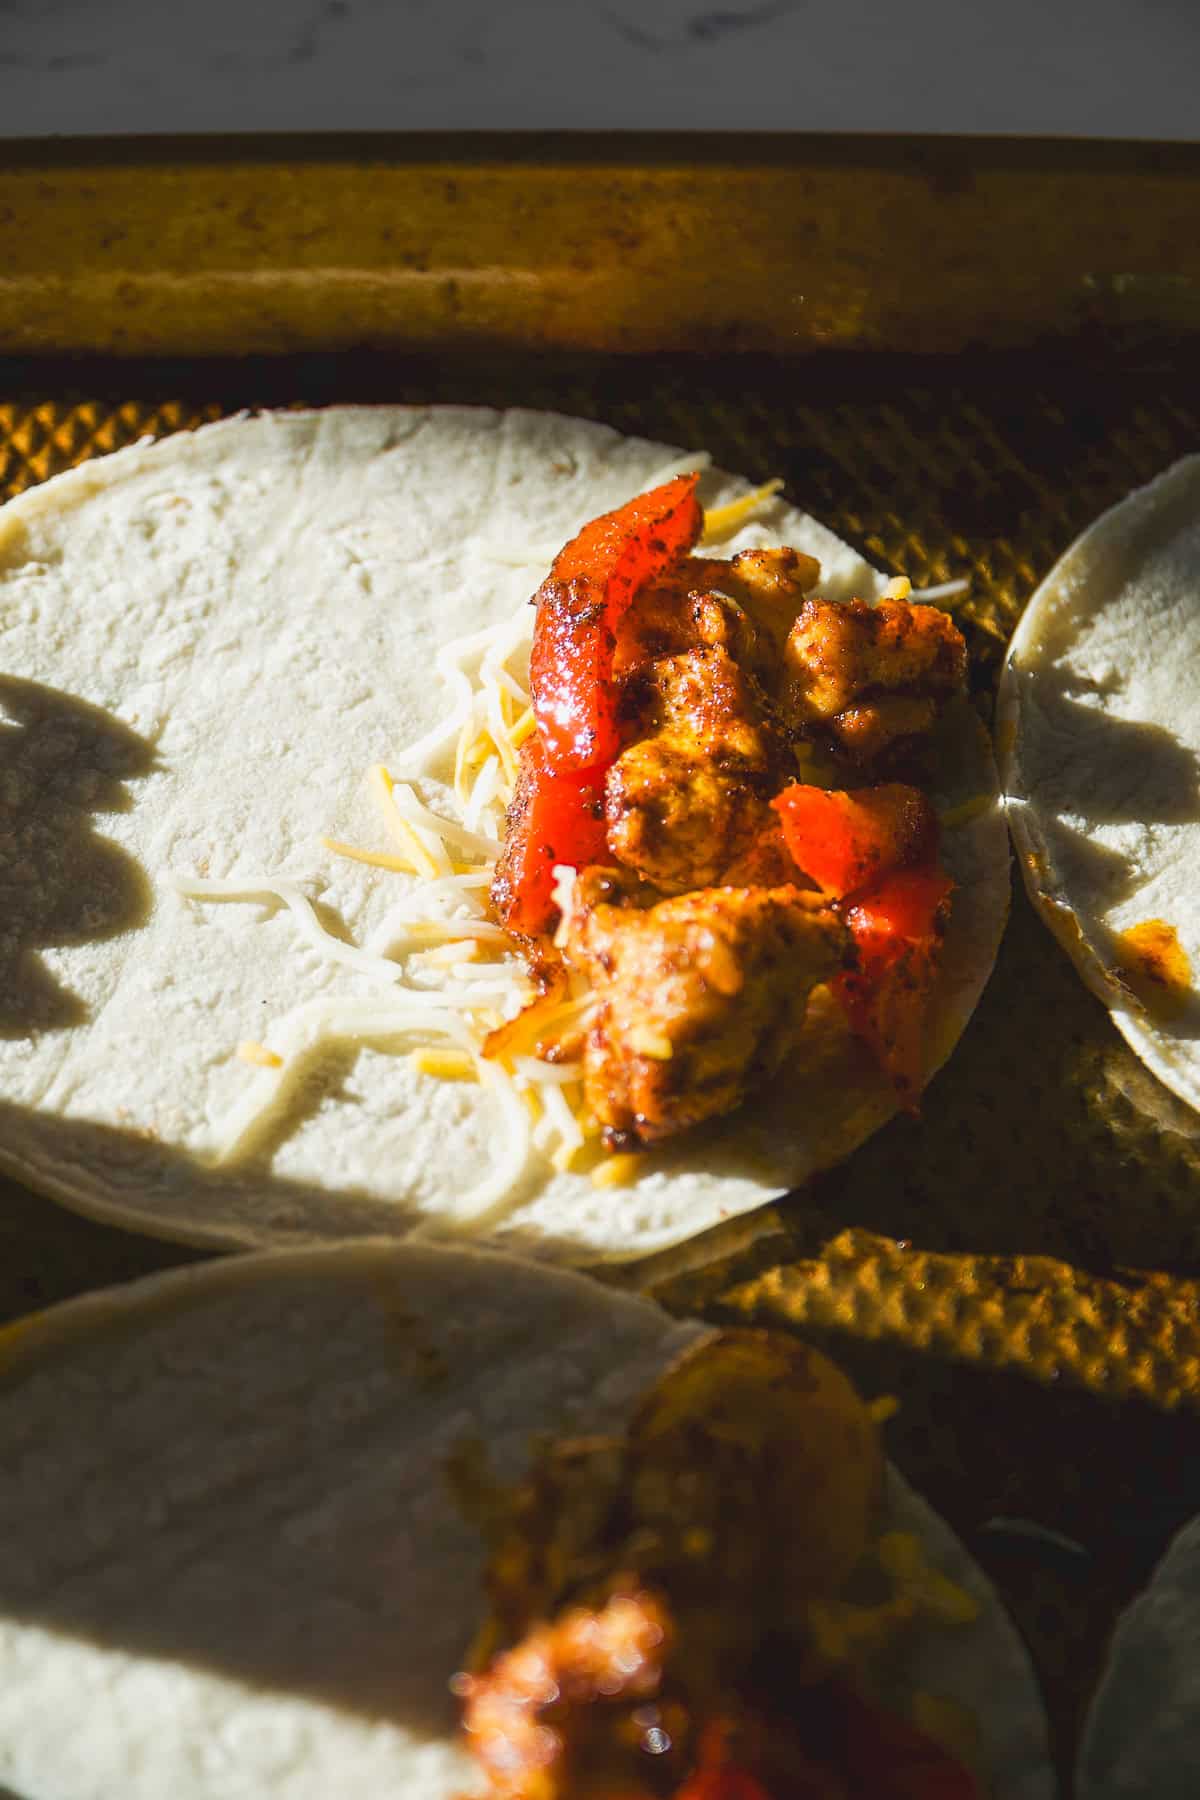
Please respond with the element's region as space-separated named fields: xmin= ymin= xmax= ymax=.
xmin=490 ymin=476 xmax=970 ymax=1149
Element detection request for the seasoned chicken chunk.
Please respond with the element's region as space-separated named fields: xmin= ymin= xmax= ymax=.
xmin=612 ymin=575 xmax=755 ymax=678
xmin=718 ymin=817 xmax=799 ymax=888
xmin=607 ymin=644 xmax=786 ymax=893
xmin=565 ymin=872 xmax=848 ymax=1147
xmin=613 ymin=549 xmax=819 ymax=690
xmin=460 ymin=1586 xmax=674 ymax=1800
xmin=784 ymin=595 xmax=967 ymax=766
xmin=697 ymin=545 xmax=821 ymax=675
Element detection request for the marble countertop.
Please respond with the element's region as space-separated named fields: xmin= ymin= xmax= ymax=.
xmin=1 ymin=0 xmax=1196 ymax=141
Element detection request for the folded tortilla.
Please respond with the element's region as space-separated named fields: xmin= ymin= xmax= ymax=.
xmin=0 ymin=407 xmax=1008 ymax=1259
xmin=998 ymin=456 xmax=1200 ymax=1115
xmin=0 ymin=1244 xmax=1052 ymax=1799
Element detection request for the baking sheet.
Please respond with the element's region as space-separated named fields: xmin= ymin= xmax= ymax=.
xmin=4 ymin=136 xmax=1200 ymax=1791
xmin=3 ymin=134 xmax=1200 ymax=358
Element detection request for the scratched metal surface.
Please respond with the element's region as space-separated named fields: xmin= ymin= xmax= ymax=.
xmin=4 ymin=345 xmax=1200 ymax=1793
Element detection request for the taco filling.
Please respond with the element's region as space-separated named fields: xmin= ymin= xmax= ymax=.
xmin=487 ymin=473 xmax=968 ymax=1149
xmin=456 ymin=1331 xmax=984 ymax=1798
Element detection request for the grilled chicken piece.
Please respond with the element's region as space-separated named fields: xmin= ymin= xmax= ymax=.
xmin=613 ymin=549 xmax=819 ymax=689
xmin=696 ymin=546 xmax=821 ymax=676
xmin=460 ymin=1586 xmax=674 ymax=1800
xmin=783 ymin=595 xmax=967 ymax=767
xmin=718 ymin=818 xmax=800 ymax=888
xmin=607 ymin=645 xmax=787 ymax=893
xmin=565 ymin=872 xmax=848 ymax=1147
xmin=612 ymin=574 xmax=755 ymax=678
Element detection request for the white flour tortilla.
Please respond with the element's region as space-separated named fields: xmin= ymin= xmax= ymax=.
xmin=0 ymin=407 xmax=1008 ymax=1260
xmin=1078 ymin=1511 xmax=1200 ymax=1798
xmin=0 ymin=1244 xmax=1053 ymax=1800
xmin=998 ymin=457 xmax=1200 ymax=1114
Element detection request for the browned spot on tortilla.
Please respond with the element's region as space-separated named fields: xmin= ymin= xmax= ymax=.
xmin=1114 ymin=920 xmax=1192 ymax=1017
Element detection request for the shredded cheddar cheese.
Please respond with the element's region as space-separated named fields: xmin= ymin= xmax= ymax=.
xmin=454 ymin=713 xmax=481 ymax=807
xmin=237 ymin=1040 xmax=284 ymax=1069
xmin=409 ymin=1047 xmax=478 ymax=1082
xmin=370 ymin=763 xmax=442 ymax=879
xmin=321 ymin=836 xmax=425 ymax=876
xmin=510 ymin=706 xmax=537 ymax=748
xmin=700 ymin=477 xmax=784 ymax=545
xmin=592 ymin=1151 xmax=644 ymax=1188
xmin=520 ymin=1085 xmax=543 ymax=1129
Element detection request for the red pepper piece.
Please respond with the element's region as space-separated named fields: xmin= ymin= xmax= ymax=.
xmin=490 ymin=736 xmax=609 ymax=938
xmin=772 ymin=783 xmax=938 ymax=901
xmin=834 ymin=861 xmax=954 ymax=1110
xmin=530 ymin=472 xmax=703 ymax=771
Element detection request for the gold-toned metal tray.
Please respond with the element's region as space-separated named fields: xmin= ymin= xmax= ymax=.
xmin=3 ymin=133 xmax=1200 ymax=358
xmin=5 ymin=137 xmax=1200 ymax=1792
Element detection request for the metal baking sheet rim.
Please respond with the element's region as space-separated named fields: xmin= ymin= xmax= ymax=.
xmin=2 ymin=132 xmax=1200 ymax=356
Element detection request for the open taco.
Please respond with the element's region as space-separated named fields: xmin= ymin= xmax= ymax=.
xmin=0 ymin=407 xmax=1008 ymax=1259
xmin=998 ymin=457 xmax=1200 ymax=1112
xmin=0 ymin=1244 xmax=1053 ymax=1798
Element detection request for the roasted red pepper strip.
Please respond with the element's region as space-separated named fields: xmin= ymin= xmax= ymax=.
xmin=772 ymin=783 xmax=938 ymax=901
xmin=529 ymin=472 xmax=703 ymax=771
xmin=490 ymin=736 xmax=609 ymax=938
xmin=834 ymin=861 xmax=954 ymax=1110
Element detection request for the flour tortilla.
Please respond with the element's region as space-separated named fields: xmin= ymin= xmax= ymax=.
xmin=0 ymin=407 xmax=1009 ymax=1260
xmin=998 ymin=457 xmax=1200 ymax=1114
xmin=1078 ymin=1510 xmax=1200 ymax=1798
xmin=0 ymin=1243 xmax=1052 ymax=1799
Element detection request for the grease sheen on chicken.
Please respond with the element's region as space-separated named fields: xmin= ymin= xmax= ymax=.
xmin=783 ymin=594 xmax=967 ymax=767
xmin=493 ymin=501 xmax=968 ymax=1149
xmin=566 ymin=870 xmax=848 ymax=1148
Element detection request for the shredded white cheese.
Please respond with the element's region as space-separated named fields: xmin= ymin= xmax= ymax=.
xmin=511 ymin=1056 xmax=585 ymax=1086
xmin=170 ymin=586 xmax=596 ymax=1210
xmin=910 ymin=576 xmax=970 ymax=608
xmin=168 ymin=874 xmax=411 ymax=985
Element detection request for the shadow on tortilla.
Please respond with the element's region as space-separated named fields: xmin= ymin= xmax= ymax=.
xmin=0 ymin=1237 xmax=483 ymax=1748
xmin=1012 ymin=673 xmax=1200 ymax=830
xmin=1007 ymin=667 xmax=1200 ymax=1046
xmin=0 ymin=1223 xmax=659 ymax=1759
xmin=0 ymin=677 xmax=155 ymax=1038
